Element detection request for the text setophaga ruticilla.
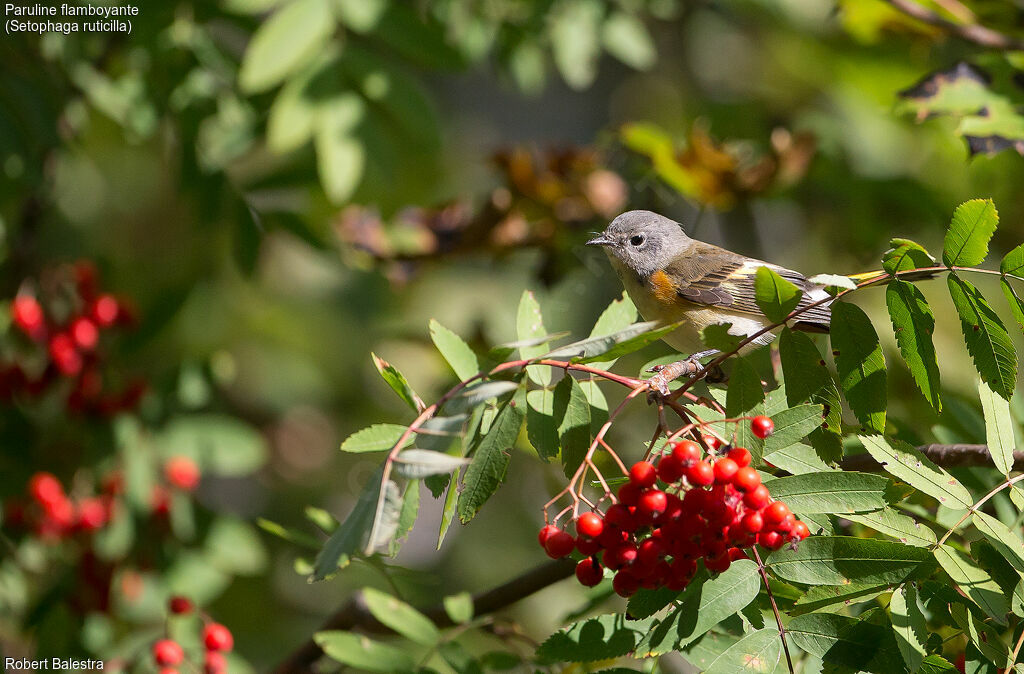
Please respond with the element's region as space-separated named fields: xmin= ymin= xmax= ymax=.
xmin=587 ymin=210 xmax=891 ymax=391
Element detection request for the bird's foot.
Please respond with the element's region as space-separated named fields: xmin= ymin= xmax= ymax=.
xmin=647 ymin=357 xmax=704 ymax=397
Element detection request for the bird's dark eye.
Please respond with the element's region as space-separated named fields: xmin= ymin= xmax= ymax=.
xmin=629 ymin=234 xmax=645 ymax=247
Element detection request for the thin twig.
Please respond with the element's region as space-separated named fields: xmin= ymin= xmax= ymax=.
xmin=935 ymin=474 xmax=1024 ymax=547
xmin=1005 ymin=625 xmax=1024 ymax=673
xmin=881 ymin=0 xmax=1024 ymax=50
xmin=753 ymin=547 xmax=794 ymax=674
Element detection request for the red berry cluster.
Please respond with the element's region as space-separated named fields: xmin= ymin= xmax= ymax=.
xmin=3 ymin=471 xmax=115 ymax=541
xmin=3 ymin=261 xmax=144 ymax=414
xmin=539 ymin=417 xmax=810 ymax=597
xmin=151 ymin=597 xmax=233 ymax=674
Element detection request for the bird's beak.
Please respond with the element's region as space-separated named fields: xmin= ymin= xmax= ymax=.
xmin=586 ymin=233 xmax=613 ymax=247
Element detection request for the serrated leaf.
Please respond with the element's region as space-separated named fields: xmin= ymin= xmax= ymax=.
xmin=950 ymin=602 xmax=1010 ymax=667
xmin=392 ymin=449 xmax=471 ymax=479
xmin=585 ymin=292 xmax=638 ymax=369
xmin=389 ymin=479 xmax=418 ymax=555
xmin=429 ymin=319 xmax=479 ymax=381
xmin=444 ymin=381 xmax=519 ymax=414
xmin=547 ymin=321 xmax=682 ymax=363
xmin=443 ymin=592 xmax=473 ymax=625
xmin=762 ymin=443 xmax=834 ymax=474
xmin=526 ymin=389 xmax=559 ymax=462
xmin=341 ymin=424 xmax=412 ymax=453
xmin=858 ymin=435 xmax=973 ymax=509
xmin=457 ymin=398 xmax=524 ymax=523
xmin=766 ymin=535 xmax=931 ymax=586
xmin=1002 ymin=244 xmax=1024 ymax=276
xmin=934 ymin=545 xmax=1008 ymax=624
xmin=787 ymin=613 xmax=903 ymax=674
xmin=311 ymin=464 xmax=383 ymax=581
xmin=626 ymin=582 xmax=692 ymax=620
xmin=555 ymin=376 xmax=591 ymax=478
xmin=890 ymin=584 xmax=927 ymax=672
xmin=830 ymin=302 xmax=887 ymax=433
xmin=365 ymin=479 xmax=402 ymax=555
xmin=972 ymin=511 xmax=1024 ymax=575
xmin=845 ymin=508 xmax=936 ymax=547
xmin=948 ymin=274 xmax=1017 ymax=400
xmin=705 ymin=628 xmax=782 ymax=674
xmin=314 ymin=631 xmax=416 ymax=672
xmin=537 ymin=613 xmax=653 ymax=663
xmin=755 ymin=266 xmax=803 ymax=323
xmin=701 ymin=323 xmax=744 ymax=352
xmin=779 ymin=328 xmax=842 ymax=463
xmin=791 ymin=583 xmax=892 ymax=616
xmin=886 ymin=280 xmax=942 ymax=410
xmin=1001 ymin=279 xmax=1024 ymax=332
xmin=361 ymin=587 xmax=440 ymax=646
xmin=762 ymin=405 xmax=824 ymax=455
xmin=726 ymin=356 xmax=766 ymax=461
xmin=517 ymin=291 xmax=551 ymax=386
xmin=883 ymin=238 xmax=935 ymax=275
xmin=979 ymin=380 xmax=1015 ymax=476
xmin=765 ymin=472 xmax=887 ymax=514
xmin=943 ymin=199 xmax=999 ymax=267
xmin=637 ymin=560 xmax=760 ymax=656
xmin=239 ymin=0 xmax=334 ymax=93
xmin=372 ymin=353 xmax=424 ymax=413
xmin=809 ymin=273 xmax=857 ymax=290
xmin=436 ymin=470 xmax=458 ymax=550
xmin=919 ymin=655 xmax=959 ymax=674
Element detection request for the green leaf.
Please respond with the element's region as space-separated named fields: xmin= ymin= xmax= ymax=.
xmin=602 ymin=11 xmax=656 ymax=70
xmin=890 ymin=584 xmax=927 ymax=672
xmin=1001 ymin=279 xmax=1024 ymax=332
xmin=1002 ymin=243 xmax=1024 ymax=275
xmin=311 ymin=464 xmax=383 ymax=581
xmin=392 ymin=449 xmax=471 ymax=479
xmin=585 ymin=292 xmax=638 ymax=369
xmin=637 ymin=560 xmax=761 ymax=656
xmin=341 ymin=424 xmax=412 ymax=453
xmin=314 ymin=631 xmax=416 ymax=672
xmin=762 ymin=443 xmax=834 ymax=475
xmin=444 ymin=381 xmax=519 ymax=414
xmin=883 ymin=238 xmax=935 ymax=275
xmin=950 ymin=602 xmax=1010 ymax=667
xmin=457 ymin=397 xmax=525 ymax=523
xmin=972 ymin=511 xmax=1024 ymax=575
xmin=626 ymin=584 xmax=691 ymax=620
xmin=239 ymin=0 xmax=334 ymax=93
xmin=787 ymin=613 xmax=903 ymax=674
xmin=754 ymin=266 xmax=803 ymax=323
xmin=555 ymin=376 xmax=591 ymax=478
xmin=762 ymin=405 xmax=825 ymax=455
xmin=791 ymin=583 xmax=893 ymax=616
xmin=943 ymin=199 xmax=999 ymax=267
xmin=858 ymin=435 xmax=972 ymax=510
xmin=443 ymin=592 xmax=473 ymax=625
xmin=315 ymin=95 xmax=366 ymax=204
xmin=830 ymin=302 xmax=887 ymax=433
xmin=361 ymin=587 xmax=440 ymax=646
xmin=779 ymin=328 xmax=843 ymax=463
xmin=948 ymin=274 xmax=1017 ymax=400
xmin=845 ymin=508 xmax=937 ymax=547
xmin=705 ymin=628 xmax=782 ymax=674
xmin=436 ymin=470 xmax=458 ymax=550
xmin=257 ymin=518 xmax=320 ymax=549
xmin=701 ymin=323 xmax=744 ymax=352
xmin=390 ymin=479 xmax=419 ymax=554
xmin=979 ymin=380 xmax=1016 ymax=476
xmin=526 ymin=389 xmax=559 ymax=462
xmin=537 ymin=613 xmax=653 ymax=663
xmin=333 ymin=0 xmax=387 ymax=33
xmin=886 ymin=280 xmax=942 ymax=410
xmin=548 ymin=320 xmax=683 ymax=363
xmin=517 ymin=290 xmax=552 ymax=386
xmin=549 ymin=0 xmax=602 ymax=90
xmin=765 ymin=472 xmax=888 ymax=514
xmin=371 ymin=353 xmax=423 ymax=413
xmin=429 ymin=319 xmax=479 ymax=381
xmin=726 ymin=356 xmax=766 ymax=462
xmin=933 ymin=545 xmax=1008 ymax=624
xmin=766 ymin=535 xmax=931 ymax=586
xmin=919 ymin=655 xmax=959 ymax=674
xmin=305 ymin=506 xmax=338 ymax=533
xmin=365 ymin=478 xmax=403 ymax=556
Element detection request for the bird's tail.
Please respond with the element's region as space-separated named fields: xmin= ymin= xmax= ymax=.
xmin=847 ymin=268 xmax=939 ymax=285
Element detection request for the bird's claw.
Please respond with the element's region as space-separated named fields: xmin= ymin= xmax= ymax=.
xmin=647 ymin=357 xmax=704 ymax=398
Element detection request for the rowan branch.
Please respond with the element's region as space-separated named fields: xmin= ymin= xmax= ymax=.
xmin=272 ymin=559 xmax=576 ymax=673
xmin=840 ymin=444 xmax=1024 ymax=472
xmin=881 ymin=0 xmax=1024 ymax=51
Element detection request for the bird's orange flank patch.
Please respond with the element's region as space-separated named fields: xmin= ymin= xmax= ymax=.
xmin=649 ymin=270 xmax=677 ymax=304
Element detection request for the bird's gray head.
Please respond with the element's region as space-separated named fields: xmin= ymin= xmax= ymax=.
xmin=587 ymin=210 xmax=692 ymax=279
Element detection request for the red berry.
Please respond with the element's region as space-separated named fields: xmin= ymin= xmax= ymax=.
xmin=617 ymin=481 xmax=641 ymax=506
xmin=91 ymin=294 xmax=120 ymax=327
xmin=728 ymin=547 xmax=748 ymax=562
xmin=203 ymin=623 xmax=234 ymax=652
xmin=538 ymin=524 xmax=559 ymax=547
xmin=169 ymin=596 xmax=193 ymax=615
xmin=687 ymin=461 xmax=714 ymax=487
xmin=629 ymin=461 xmax=657 ymax=488
xmin=12 ymin=296 xmax=45 ymax=338
xmin=28 ymin=472 xmax=64 ymax=506
xmin=604 ymin=504 xmax=633 ymax=529
xmin=758 ymin=531 xmax=784 ymax=550
xmin=702 ymin=434 xmax=722 ymax=451
xmin=164 ymin=456 xmax=201 ymax=491
xmin=597 ymin=526 xmax=628 ymax=549
xmin=637 ymin=490 xmax=668 ymax=518
xmin=153 ymin=639 xmax=184 ymax=666
xmin=741 ymin=511 xmax=764 ymax=534
xmin=576 ymin=535 xmax=600 ymax=555
xmin=75 ymin=497 xmax=108 ymax=532
xmin=705 ymin=550 xmax=731 ymax=573
xmin=604 ymin=542 xmax=638 ymax=570
xmin=656 ymin=454 xmax=684 ymax=483
xmin=743 ymin=484 xmax=771 ymax=509
xmin=612 ymin=570 xmax=639 ymax=597
xmin=204 ymin=651 xmax=227 ymax=674
xmin=671 ymin=440 xmax=701 ymax=466
xmin=576 ymin=512 xmax=604 ymax=538
xmin=70 ymin=317 xmax=99 ymax=351
xmin=733 ymin=466 xmax=761 ymax=492
xmin=792 ymin=520 xmax=810 ymax=541
xmin=775 ymin=514 xmax=796 ymax=534
xmin=764 ymin=502 xmax=790 ymax=526
xmin=151 ymin=485 xmax=171 ymax=516
xmin=49 ymin=334 xmax=82 ymax=376
xmin=713 ymin=458 xmax=739 ymax=484
xmin=637 ymin=538 xmax=665 ymax=567
xmin=750 ymin=416 xmax=774 ymax=439
xmin=727 ymin=447 xmax=752 ymax=467
xmin=575 ymin=558 xmax=603 ymax=587
xmin=544 ymin=530 xmax=575 ymax=559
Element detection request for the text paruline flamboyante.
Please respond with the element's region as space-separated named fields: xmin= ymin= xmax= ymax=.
xmin=4 ymin=3 xmax=139 ymax=18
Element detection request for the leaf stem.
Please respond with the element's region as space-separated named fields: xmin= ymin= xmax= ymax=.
xmin=752 ymin=546 xmax=794 ymax=674
xmin=934 ymin=473 xmax=1024 ymax=548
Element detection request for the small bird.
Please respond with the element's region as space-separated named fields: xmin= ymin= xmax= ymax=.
xmin=587 ymin=210 xmax=835 ymax=389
